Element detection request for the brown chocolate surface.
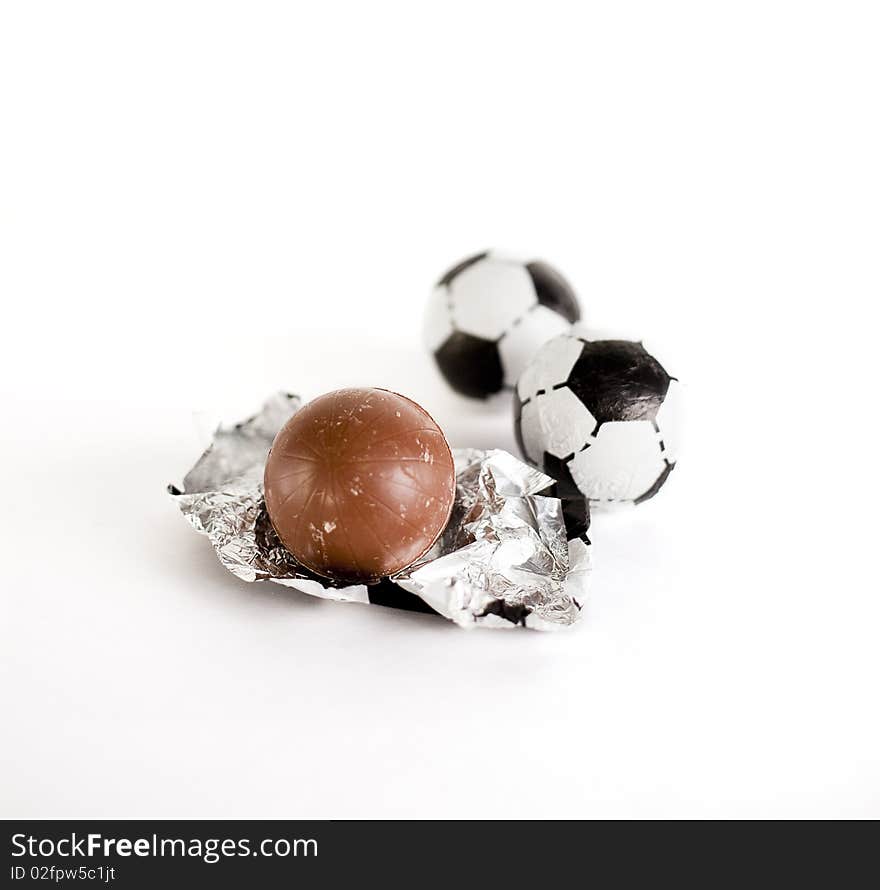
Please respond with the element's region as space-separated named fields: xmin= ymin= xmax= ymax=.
xmin=263 ymin=388 xmax=456 ymax=583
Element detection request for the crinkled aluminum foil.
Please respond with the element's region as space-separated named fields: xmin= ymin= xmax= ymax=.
xmin=168 ymin=393 xmax=591 ymax=630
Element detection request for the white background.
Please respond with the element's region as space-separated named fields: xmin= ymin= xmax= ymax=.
xmin=2 ymin=1 xmax=878 ymax=818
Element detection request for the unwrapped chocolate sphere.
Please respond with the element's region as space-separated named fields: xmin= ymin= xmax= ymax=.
xmin=264 ymin=388 xmax=456 ymax=582
xmin=424 ymin=250 xmax=581 ymax=400
xmin=514 ymin=330 xmax=682 ymax=505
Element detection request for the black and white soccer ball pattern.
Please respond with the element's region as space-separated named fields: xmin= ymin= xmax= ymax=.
xmin=424 ymin=251 xmax=581 ymax=399
xmin=514 ymin=329 xmax=682 ymax=505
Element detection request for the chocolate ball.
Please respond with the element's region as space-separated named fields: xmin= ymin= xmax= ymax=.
xmin=264 ymin=388 xmax=456 ymax=583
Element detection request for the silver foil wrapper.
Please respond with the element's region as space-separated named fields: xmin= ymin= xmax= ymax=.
xmin=168 ymin=393 xmax=591 ymax=630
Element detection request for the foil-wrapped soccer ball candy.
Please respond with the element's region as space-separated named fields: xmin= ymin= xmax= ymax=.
xmin=424 ymin=250 xmax=582 ymax=399
xmin=264 ymin=388 xmax=456 ymax=583
xmin=514 ymin=330 xmax=682 ymax=505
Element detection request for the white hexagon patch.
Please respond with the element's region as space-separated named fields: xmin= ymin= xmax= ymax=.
xmin=568 ymin=420 xmax=665 ymax=502
xmin=499 ymin=304 xmax=574 ymax=388
xmin=516 ymin=332 xmax=584 ymax=401
xmin=450 ymin=258 xmax=536 ymax=340
xmin=519 ymin=388 xmax=597 ymax=463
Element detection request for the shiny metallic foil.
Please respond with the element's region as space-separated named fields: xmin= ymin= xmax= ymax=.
xmin=169 ymin=393 xmax=591 ymax=630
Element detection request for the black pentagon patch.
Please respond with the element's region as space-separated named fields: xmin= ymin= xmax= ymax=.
xmin=633 ymin=460 xmax=675 ymax=505
xmin=437 ymin=251 xmax=488 ymax=287
xmin=434 ymin=330 xmax=504 ymax=399
xmin=539 ymin=451 xmax=583 ymax=499
xmin=526 ymin=261 xmax=580 ymax=323
xmin=567 ymin=340 xmax=671 ymax=424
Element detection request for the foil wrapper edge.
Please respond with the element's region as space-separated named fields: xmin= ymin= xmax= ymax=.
xmin=169 ymin=393 xmax=591 ymax=631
